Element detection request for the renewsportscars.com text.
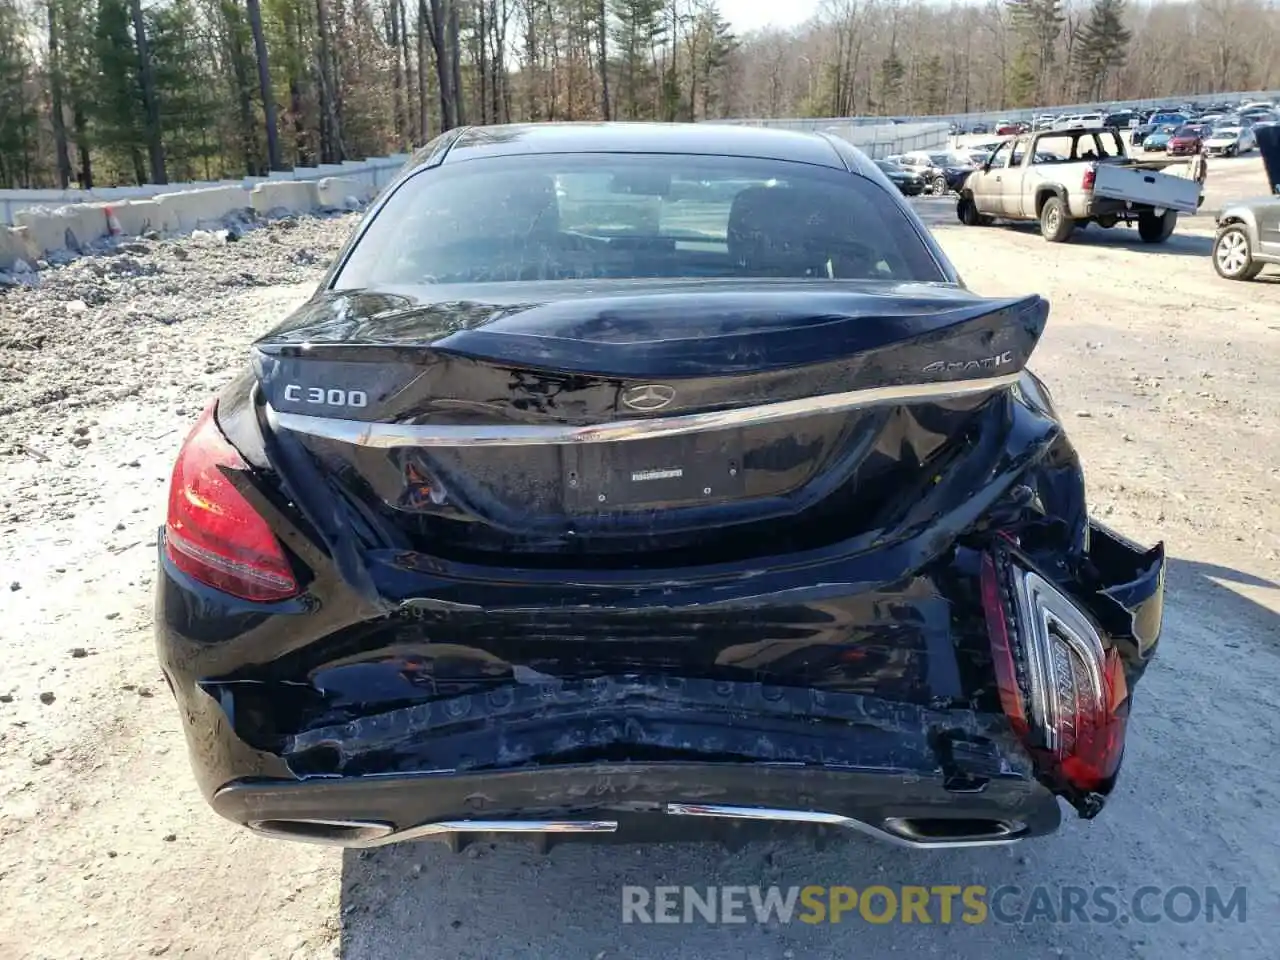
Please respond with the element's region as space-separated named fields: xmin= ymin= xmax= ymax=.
xmin=621 ymin=885 xmax=1247 ymax=925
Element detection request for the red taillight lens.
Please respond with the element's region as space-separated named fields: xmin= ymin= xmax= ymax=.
xmin=164 ymin=403 xmax=299 ymax=602
xmin=1081 ymin=165 xmax=1096 ymax=191
xmin=980 ymin=549 xmax=1125 ymax=803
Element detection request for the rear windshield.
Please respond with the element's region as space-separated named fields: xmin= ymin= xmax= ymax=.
xmin=1032 ymin=130 xmax=1125 ymax=160
xmin=334 ymin=153 xmax=945 ymax=288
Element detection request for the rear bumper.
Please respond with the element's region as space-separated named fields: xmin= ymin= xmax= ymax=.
xmin=213 ymin=761 xmax=1063 ymax=850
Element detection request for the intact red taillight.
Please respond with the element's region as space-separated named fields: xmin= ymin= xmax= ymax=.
xmin=1081 ymin=165 xmax=1096 ymax=191
xmin=164 ymin=402 xmax=299 ymax=602
xmin=980 ymin=548 xmax=1126 ymax=804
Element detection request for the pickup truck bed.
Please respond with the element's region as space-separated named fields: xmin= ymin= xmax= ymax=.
xmin=1093 ymin=163 xmax=1201 ymax=214
xmin=958 ymin=127 xmax=1205 ymax=243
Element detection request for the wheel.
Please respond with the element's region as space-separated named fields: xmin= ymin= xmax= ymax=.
xmin=1213 ymin=225 xmax=1264 ymax=281
xmin=1137 ymin=210 xmax=1177 ymax=243
xmin=1039 ymin=196 xmax=1074 ymax=242
xmin=932 ymin=175 xmax=948 ymax=196
xmin=957 ymin=195 xmax=994 ymax=227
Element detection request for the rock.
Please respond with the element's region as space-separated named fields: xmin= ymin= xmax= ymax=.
xmin=105 ymin=612 xmax=120 ymax=620
xmin=170 ymin=245 xmax=189 ymax=261
xmin=70 ymin=647 xmax=88 ymax=659
xmin=39 ymin=691 xmax=56 ymax=705
xmin=0 ymin=693 xmax=13 ymax=703
xmin=1075 ymin=410 xmax=1092 ymax=418
xmin=9 ymin=581 xmax=18 ymax=591
xmin=65 ymin=299 xmax=89 ymax=314
xmin=162 ymin=833 xmax=177 ymax=842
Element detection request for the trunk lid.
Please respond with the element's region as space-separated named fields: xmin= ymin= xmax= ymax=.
xmin=253 ymin=280 xmax=1047 ymax=564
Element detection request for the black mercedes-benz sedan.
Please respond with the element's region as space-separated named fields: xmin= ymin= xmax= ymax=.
xmin=155 ymin=122 xmax=1165 ymax=852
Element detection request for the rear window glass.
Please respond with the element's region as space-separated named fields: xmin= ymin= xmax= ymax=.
xmin=334 ymin=154 xmax=945 ymax=288
xmin=1032 ymin=130 xmax=1124 ymax=160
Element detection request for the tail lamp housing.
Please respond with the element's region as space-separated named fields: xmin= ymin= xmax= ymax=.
xmin=981 ymin=547 xmax=1127 ymax=815
xmin=164 ymin=402 xmax=300 ymax=602
xmin=1081 ymin=165 xmax=1097 ymax=191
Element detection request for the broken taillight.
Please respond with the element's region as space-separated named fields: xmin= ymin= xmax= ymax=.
xmin=1081 ymin=165 xmax=1096 ymax=191
xmin=164 ymin=402 xmax=300 ymax=602
xmin=980 ymin=549 xmax=1126 ymax=811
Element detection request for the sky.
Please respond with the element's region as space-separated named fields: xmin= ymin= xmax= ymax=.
xmin=717 ymin=0 xmax=821 ymax=33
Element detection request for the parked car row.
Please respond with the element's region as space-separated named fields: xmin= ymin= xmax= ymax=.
xmin=952 ymin=99 xmax=1278 ymax=140
xmin=882 ymin=150 xmax=977 ymax=196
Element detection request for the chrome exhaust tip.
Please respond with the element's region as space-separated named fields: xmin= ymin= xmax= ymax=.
xmin=248 ymin=818 xmax=396 ymax=845
xmin=664 ymin=803 xmax=1025 ymax=849
xmin=881 ymin=817 xmax=1026 ymax=846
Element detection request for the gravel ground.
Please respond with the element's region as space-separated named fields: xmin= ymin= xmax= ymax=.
xmin=1 ymin=184 xmax=1279 ymax=960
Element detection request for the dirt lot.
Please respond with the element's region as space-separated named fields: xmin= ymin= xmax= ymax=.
xmin=2 ymin=180 xmax=1279 ymax=959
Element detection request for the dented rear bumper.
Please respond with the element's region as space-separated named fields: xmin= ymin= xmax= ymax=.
xmin=154 ymin=511 xmax=1163 ymax=848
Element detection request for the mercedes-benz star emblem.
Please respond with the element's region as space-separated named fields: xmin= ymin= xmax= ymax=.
xmin=621 ymin=383 xmax=676 ymax=412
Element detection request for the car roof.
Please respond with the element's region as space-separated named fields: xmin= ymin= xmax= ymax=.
xmin=435 ymin=122 xmax=856 ymax=172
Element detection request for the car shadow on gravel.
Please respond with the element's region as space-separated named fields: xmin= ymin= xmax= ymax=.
xmin=1167 ymin=556 xmax=1280 ymax=646
xmin=334 ymin=830 xmax=1047 ymax=959
xmin=995 ymin=223 xmax=1214 ymax=257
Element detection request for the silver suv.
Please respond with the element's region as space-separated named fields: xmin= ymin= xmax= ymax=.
xmin=1213 ymin=124 xmax=1280 ymax=281
xmin=1213 ymin=198 xmax=1280 ymax=280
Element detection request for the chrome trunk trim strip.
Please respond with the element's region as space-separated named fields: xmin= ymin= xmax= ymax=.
xmin=266 ymin=373 xmax=1019 ymax=448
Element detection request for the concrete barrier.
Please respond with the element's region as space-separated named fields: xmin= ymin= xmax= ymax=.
xmin=251 ymin=180 xmax=315 ymax=215
xmin=154 ymin=185 xmax=250 ymax=232
xmin=0 ymin=225 xmax=38 ymax=270
xmin=13 ymin=208 xmax=89 ymax=255
xmin=312 ymin=177 xmax=366 ymax=208
xmin=0 ymin=156 xmax=404 ymax=270
xmin=108 ymin=199 xmax=163 ymax=237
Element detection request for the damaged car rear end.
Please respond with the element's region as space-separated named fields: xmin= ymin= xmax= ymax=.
xmin=155 ymin=123 xmax=1165 ymax=851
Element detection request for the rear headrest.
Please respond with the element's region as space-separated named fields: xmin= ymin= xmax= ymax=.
xmin=727 ymin=185 xmax=858 ymax=276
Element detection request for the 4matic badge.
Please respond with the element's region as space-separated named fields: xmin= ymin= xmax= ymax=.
xmin=922 ymin=351 xmax=1014 ymax=375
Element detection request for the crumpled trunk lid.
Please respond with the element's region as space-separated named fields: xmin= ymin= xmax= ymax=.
xmin=253 ymin=280 xmax=1047 ymax=563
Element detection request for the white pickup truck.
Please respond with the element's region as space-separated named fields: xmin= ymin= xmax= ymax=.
xmin=957 ymin=127 xmax=1204 ymax=243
